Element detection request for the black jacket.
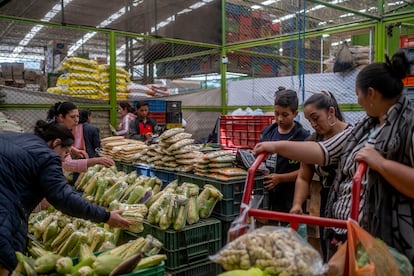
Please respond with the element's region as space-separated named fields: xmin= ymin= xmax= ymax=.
xmin=82 ymin=122 xmax=101 ymax=158
xmin=0 ymin=132 xmax=109 ymax=270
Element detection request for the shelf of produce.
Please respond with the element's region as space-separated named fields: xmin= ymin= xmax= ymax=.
xmin=176 ymin=172 xmax=268 ymax=219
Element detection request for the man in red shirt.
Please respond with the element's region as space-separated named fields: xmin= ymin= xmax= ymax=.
xmin=129 ymin=101 xmax=158 ymax=142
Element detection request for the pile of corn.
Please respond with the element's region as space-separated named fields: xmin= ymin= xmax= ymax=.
xmin=19 ymin=235 xmax=166 ymax=275
xmin=146 ymin=180 xmax=223 ymax=230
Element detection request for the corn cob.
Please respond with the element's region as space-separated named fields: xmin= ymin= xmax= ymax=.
xmin=58 ymin=231 xmax=81 ymax=256
xmin=92 ymin=254 xmax=124 ymax=276
xmin=134 ymin=254 xmax=167 ymax=270
xmin=89 ymin=228 xmax=104 ymax=252
xmin=119 ymin=182 xmax=138 ymax=202
xmin=33 ymin=214 xmax=54 ymax=240
xmin=56 ymin=256 xmax=73 ymax=274
xmin=95 ymin=177 xmax=109 ymax=205
xmin=83 ymin=174 xmax=100 ymax=196
xmin=34 ymin=252 xmax=60 ymax=273
xmin=68 ymin=232 xmax=87 ymax=257
xmin=74 ymin=172 xmax=86 ymax=189
xmin=28 ymin=245 xmax=49 ymax=258
xmin=16 ymin=251 xmax=36 ymax=276
xmin=76 ymin=170 xmax=94 ymax=190
xmin=126 ymin=185 xmax=146 ymax=204
xmin=102 ymin=241 xmax=132 ymax=257
xmin=144 ymin=177 xmax=157 ymax=188
xmin=79 ymin=242 xmax=96 ymax=263
xmin=145 ymin=190 xmax=164 ymax=208
xmin=50 ymin=223 xmax=74 ymax=250
xmin=109 ymin=253 xmax=144 ymax=276
xmin=120 ymin=237 xmax=147 ymax=259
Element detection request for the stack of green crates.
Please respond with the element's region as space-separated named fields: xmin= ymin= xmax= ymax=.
xmin=124 ymin=218 xmax=222 ymax=275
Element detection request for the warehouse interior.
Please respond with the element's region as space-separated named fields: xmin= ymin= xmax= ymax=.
xmin=1 ymin=1 xmax=414 ymax=275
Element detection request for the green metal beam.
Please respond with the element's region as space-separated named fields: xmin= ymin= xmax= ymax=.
xmin=153 ymin=49 xmax=220 ymax=64
xmin=109 ymin=31 xmax=117 ymax=127
xmin=0 ymin=104 xmax=111 ymax=110
xmin=306 ymin=0 xmax=381 ymax=20
xmin=221 ymin=0 xmax=227 ymax=115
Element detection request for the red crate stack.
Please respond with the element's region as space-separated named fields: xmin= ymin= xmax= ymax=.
xmin=219 ymin=115 xmax=274 ymax=149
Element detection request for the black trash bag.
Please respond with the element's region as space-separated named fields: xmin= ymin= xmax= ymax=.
xmin=334 ymin=41 xmax=354 ymax=73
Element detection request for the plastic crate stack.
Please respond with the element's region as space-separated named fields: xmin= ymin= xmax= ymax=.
xmin=401 ymin=34 xmax=414 ymax=100
xmin=123 ymin=218 xmax=222 ymax=276
xmin=219 ymin=115 xmax=274 ymax=150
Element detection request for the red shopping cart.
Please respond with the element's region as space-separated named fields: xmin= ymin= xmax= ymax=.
xmin=239 ymin=152 xmax=367 ymax=274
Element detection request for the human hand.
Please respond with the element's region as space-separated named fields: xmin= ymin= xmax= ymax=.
xmin=355 ymin=145 xmax=383 ymax=172
xmin=253 ymin=142 xmax=274 ymax=156
xmin=109 ymin=124 xmax=116 ymax=134
xmin=145 ymin=133 xmax=153 ymax=140
xmin=106 ymin=210 xmax=131 ymax=228
xmin=71 ymin=147 xmax=88 ymax=159
xmin=97 ymin=156 xmax=115 ymax=167
xmin=289 ymin=203 xmax=303 ymax=215
xmin=264 ymin=173 xmax=280 ymax=190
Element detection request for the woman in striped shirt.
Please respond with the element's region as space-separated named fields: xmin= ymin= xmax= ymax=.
xmin=254 ymin=50 xmax=414 ymax=264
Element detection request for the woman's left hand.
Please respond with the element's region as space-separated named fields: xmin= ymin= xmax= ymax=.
xmin=355 ymin=146 xmax=384 ymax=172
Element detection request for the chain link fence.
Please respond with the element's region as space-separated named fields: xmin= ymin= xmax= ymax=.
xmin=1 ymin=0 xmax=413 ymax=136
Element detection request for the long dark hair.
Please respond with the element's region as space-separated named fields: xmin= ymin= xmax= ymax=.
xmin=34 ymin=120 xmax=74 ymax=147
xmin=119 ymin=102 xmax=134 ymax=113
xmin=356 ymin=50 xmax=414 ymax=99
xmin=47 ymin=102 xmax=78 ymax=121
xmin=304 ymin=90 xmax=344 ymax=122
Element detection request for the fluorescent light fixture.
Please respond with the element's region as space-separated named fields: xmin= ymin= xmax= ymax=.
xmin=262 ymin=0 xmax=277 ymax=5
xmin=68 ymin=7 xmax=126 ymax=56
xmin=190 ymin=2 xmax=206 ymax=9
xmin=10 ymin=0 xmax=74 ymax=58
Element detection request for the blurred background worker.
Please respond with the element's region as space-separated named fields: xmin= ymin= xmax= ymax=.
xmin=79 ymin=109 xmax=101 ymax=158
xmin=129 ymin=101 xmax=158 ymax=142
xmin=111 ymin=101 xmax=136 ymax=138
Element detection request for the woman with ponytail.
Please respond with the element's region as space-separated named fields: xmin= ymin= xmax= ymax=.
xmin=254 ymin=50 xmax=414 ymax=264
xmin=0 ymin=121 xmax=130 ymax=274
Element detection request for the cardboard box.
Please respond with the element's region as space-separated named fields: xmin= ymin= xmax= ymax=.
xmin=1 ymin=63 xmax=13 ymax=80
xmin=12 ymin=63 xmax=24 ymax=80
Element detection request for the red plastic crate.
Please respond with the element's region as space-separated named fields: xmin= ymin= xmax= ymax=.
xmin=219 ymin=115 xmax=274 ymax=149
xmin=149 ymin=112 xmax=166 ymax=124
xmin=403 ymin=74 xmax=414 ymax=86
xmin=400 ymin=34 xmax=414 ymax=48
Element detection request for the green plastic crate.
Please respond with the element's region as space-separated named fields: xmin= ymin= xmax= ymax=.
xmin=140 ymin=218 xmax=221 ymax=251
xmin=176 ymin=172 xmax=268 ymax=218
xmin=123 ymin=261 xmax=165 ymax=276
xmin=166 ymin=260 xmax=222 ymax=276
xmin=164 ymin=239 xmax=221 ymax=270
xmin=116 ymin=161 xmax=136 ymax=174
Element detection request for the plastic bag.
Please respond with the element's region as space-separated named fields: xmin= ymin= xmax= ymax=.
xmin=327 ymin=220 xmax=400 ymax=276
xmin=334 ymin=41 xmax=354 ymax=73
xmin=211 ymin=224 xmax=327 ymax=275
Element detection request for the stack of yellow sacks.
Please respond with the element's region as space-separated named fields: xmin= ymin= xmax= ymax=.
xmin=98 ymin=64 xmax=131 ymax=100
xmin=47 ymin=57 xmax=101 ymax=99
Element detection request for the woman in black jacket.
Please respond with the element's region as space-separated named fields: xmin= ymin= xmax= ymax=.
xmin=0 ymin=120 xmax=130 ymax=274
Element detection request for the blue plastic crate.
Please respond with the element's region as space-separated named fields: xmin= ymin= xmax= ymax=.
xmin=136 ymin=164 xmax=155 ymax=177
xmin=152 ymin=168 xmax=176 ymax=188
xmin=147 ymin=100 xmax=167 ymax=112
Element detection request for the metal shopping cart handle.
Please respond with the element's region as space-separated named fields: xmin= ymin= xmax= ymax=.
xmin=240 ymin=152 xmax=366 ymax=230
